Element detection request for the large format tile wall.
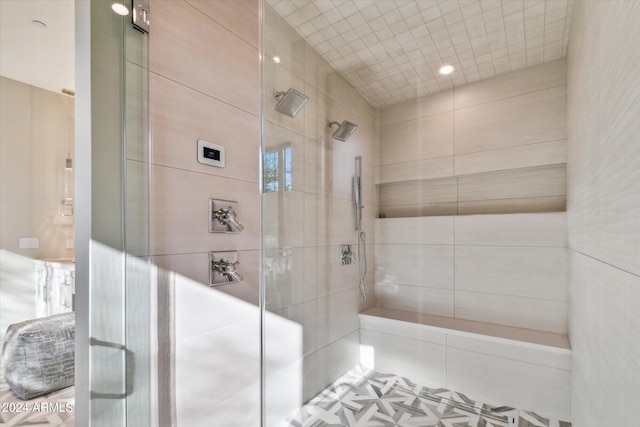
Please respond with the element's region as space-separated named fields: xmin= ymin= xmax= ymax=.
xmin=149 ymin=1 xmax=261 ymax=425
xmin=262 ymin=5 xmax=376 ymax=425
xmin=375 ymin=213 xmax=568 ymax=334
xmin=567 ymin=2 xmax=640 ymax=427
xmin=376 ymin=59 xmax=566 ymax=217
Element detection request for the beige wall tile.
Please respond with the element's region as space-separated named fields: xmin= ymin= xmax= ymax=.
xmin=454 ymin=212 xmax=567 ymax=247
xmin=303 ymin=246 xmax=359 ymax=301
xmin=304 ymin=138 xmax=354 ymax=200
xmin=454 ymin=140 xmax=566 ymax=176
xmin=377 ymin=156 xmax=454 ymax=184
xmin=379 ymin=177 xmax=458 ymax=206
xmin=375 ymin=283 xmax=455 ymax=318
xmin=308 ymin=288 xmax=360 ymax=351
xmin=264 ymin=247 xmax=305 ymax=311
xmin=379 ymin=89 xmax=454 ymax=127
xmin=454 ymin=291 xmax=567 ymax=334
xmin=457 ymin=165 xmax=566 ymax=202
xmin=264 ymin=3 xmax=305 ymax=78
xmin=153 ymin=250 xmax=259 ymax=307
xmin=304 ymin=42 xmax=340 ymax=95
xmin=375 ymin=216 xmax=454 ymax=245
xmin=457 ymin=196 xmax=566 ymax=215
xmin=150 ymin=0 xmax=259 ymax=115
xmin=187 ymin=0 xmax=258 ymax=48
xmin=0 ymin=77 xmax=75 ymax=260
xmin=324 ymin=73 xmax=375 ymax=128
xmin=379 ymin=202 xmax=458 ymax=218
xmin=126 ymin=62 xmax=148 ymax=162
xmin=262 ymin=190 xmax=304 ymax=249
xmin=376 ymin=244 xmax=454 ymax=289
xmin=303 ymin=194 xmax=356 ymax=247
xmin=455 ymin=246 xmax=568 ymax=300
xmin=569 ymin=251 xmax=640 ymax=427
xmin=302 ymin=331 xmax=360 ymax=402
xmin=263 ymin=121 xmax=305 ymax=192
xmin=264 ymin=62 xmax=305 ymax=135
xmin=360 ymin=313 xmax=447 ymax=346
xmin=379 ymin=112 xmax=454 ymax=165
xmin=150 ymin=73 xmax=259 ymax=183
xmin=149 ymin=164 xmax=259 ymax=255
xmin=455 ymin=86 xmax=566 ymax=155
xmin=454 ymin=58 xmax=566 ymax=109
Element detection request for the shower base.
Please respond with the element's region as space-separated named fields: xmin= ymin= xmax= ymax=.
xmin=280 ymin=365 xmax=571 ymax=427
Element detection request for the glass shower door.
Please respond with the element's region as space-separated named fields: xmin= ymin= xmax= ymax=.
xmin=75 ymin=1 xmax=152 ymax=425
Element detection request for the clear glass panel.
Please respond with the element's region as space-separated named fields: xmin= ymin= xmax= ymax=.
xmin=261 ymin=1 xmax=574 ymax=425
xmin=261 ymin=2 xmax=376 ymax=425
xmin=75 ymin=2 xmax=151 ymax=425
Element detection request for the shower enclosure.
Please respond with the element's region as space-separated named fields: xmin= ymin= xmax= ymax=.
xmin=261 ymin=3 xmax=376 ymax=424
xmin=70 ymin=0 xmax=574 ymax=425
xmin=261 ymin=0 xmax=572 ymax=425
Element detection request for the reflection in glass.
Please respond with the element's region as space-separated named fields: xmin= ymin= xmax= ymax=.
xmin=263 ymin=145 xmax=292 ymax=193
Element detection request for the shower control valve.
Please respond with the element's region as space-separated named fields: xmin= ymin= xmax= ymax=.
xmin=209 ymin=251 xmax=243 ymax=285
xmin=209 ymin=199 xmax=244 ymax=233
xmin=340 ymin=244 xmax=358 ymax=266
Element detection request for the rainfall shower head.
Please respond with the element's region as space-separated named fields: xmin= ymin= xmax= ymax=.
xmin=273 ymin=88 xmax=309 ymax=118
xmin=328 ymin=120 xmax=358 ymax=141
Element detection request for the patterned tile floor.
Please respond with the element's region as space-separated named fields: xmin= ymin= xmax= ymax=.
xmin=281 ymin=366 xmax=572 ymax=427
xmin=0 ymin=375 xmax=74 ymax=426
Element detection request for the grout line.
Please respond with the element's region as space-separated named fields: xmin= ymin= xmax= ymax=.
xmin=149 ymin=71 xmax=260 ymax=119
xmin=570 ymin=249 xmax=640 ymax=280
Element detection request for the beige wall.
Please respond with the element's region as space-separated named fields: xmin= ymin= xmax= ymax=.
xmin=375 ymin=212 xmax=568 ymax=334
xmin=148 ymin=1 xmax=260 ymax=425
xmin=0 ymin=76 xmax=75 ymax=259
xmin=567 ymin=2 xmax=640 ymax=426
xmin=376 ymin=59 xmax=566 ymax=217
xmin=0 ymin=77 xmax=75 ymax=340
xmin=262 ymin=4 xmax=376 ymax=424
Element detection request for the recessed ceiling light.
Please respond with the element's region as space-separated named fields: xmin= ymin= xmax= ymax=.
xmin=439 ymin=64 xmax=455 ymax=75
xmin=111 ymin=2 xmax=130 ymax=16
xmin=273 ymin=56 xmax=281 ymax=64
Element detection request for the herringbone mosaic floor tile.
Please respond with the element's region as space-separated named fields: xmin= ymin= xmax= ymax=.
xmin=280 ymin=366 xmax=572 ymax=427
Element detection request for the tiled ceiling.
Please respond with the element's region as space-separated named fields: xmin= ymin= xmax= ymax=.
xmin=267 ymin=0 xmax=574 ymax=108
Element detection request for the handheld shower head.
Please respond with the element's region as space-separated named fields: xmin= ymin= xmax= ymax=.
xmin=273 ymin=88 xmax=309 ymax=118
xmin=328 ymin=120 xmax=358 ymax=141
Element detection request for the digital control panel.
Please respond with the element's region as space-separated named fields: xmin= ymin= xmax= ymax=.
xmin=197 ymin=139 xmax=225 ymax=168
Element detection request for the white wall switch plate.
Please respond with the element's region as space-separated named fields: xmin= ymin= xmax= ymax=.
xmin=66 ymin=239 xmax=74 ymax=249
xmin=19 ymin=237 xmax=39 ymax=249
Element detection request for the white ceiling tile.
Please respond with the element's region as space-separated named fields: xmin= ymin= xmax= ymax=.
xmin=382 ymin=9 xmax=404 ymax=26
xmin=421 ymin=6 xmax=443 ymax=22
xmin=389 ymin=20 xmax=410 ymax=35
xmin=501 ymin=0 xmax=524 ymax=15
xmin=346 ymin=12 xmax=366 ymax=28
xmin=336 ymin=1 xmax=358 ymax=18
xmin=368 ymin=16 xmax=387 ymax=32
xmin=405 ymin=13 xmax=426 ymax=30
xmin=268 ymin=0 xmax=572 ymax=108
xmin=360 ymin=5 xmax=381 ymax=21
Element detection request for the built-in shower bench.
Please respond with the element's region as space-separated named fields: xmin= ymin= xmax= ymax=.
xmin=359 ymin=307 xmax=572 ymax=421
